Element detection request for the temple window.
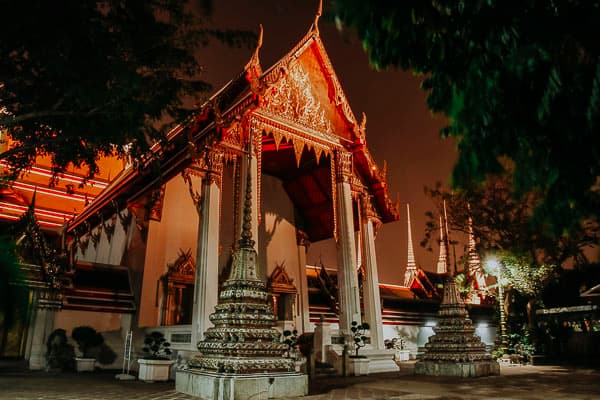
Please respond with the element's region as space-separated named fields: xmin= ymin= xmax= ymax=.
xmin=160 ymin=249 xmax=195 ymax=326
xmin=267 ymin=263 xmax=297 ymax=323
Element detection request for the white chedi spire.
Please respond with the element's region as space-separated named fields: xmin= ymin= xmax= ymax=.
xmin=436 ymin=215 xmax=448 ymax=274
xmin=404 ymin=204 xmax=417 ymax=286
xmin=467 ymin=215 xmax=488 ymax=303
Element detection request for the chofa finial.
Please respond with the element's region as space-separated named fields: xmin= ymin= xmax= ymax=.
xmin=245 ymin=24 xmax=264 ymax=71
xmin=257 ymin=24 xmax=264 ymax=52
xmin=313 ymin=0 xmax=323 ymax=31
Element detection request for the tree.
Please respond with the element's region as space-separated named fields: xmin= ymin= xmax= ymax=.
xmin=421 ymin=175 xmax=598 ymax=268
xmin=0 ymin=236 xmax=27 ymax=330
xmin=0 ymin=0 xmax=254 ymax=180
xmin=332 ymin=0 xmax=600 ymax=237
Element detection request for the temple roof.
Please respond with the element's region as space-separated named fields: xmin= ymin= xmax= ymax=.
xmin=0 ymin=135 xmax=124 ymax=230
xmin=66 ymin=16 xmax=398 ymax=236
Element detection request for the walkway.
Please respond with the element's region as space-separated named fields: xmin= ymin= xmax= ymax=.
xmin=1 ymin=361 xmax=599 ymax=400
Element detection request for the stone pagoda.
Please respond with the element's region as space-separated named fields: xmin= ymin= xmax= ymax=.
xmin=176 ymin=160 xmax=307 ymax=399
xmin=414 ymin=275 xmax=499 ymax=377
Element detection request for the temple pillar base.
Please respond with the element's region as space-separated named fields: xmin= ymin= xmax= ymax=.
xmin=414 ymin=360 xmax=500 ymax=378
xmin=176 ymin=370 xmax=307 ymax=400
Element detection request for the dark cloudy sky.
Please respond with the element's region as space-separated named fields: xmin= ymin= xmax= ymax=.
xmin=201 ymin=0 xmax=457 ymax=284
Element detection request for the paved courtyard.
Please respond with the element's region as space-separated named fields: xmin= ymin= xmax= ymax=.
xmin=1 ymin=361 xmax=599 ymax=400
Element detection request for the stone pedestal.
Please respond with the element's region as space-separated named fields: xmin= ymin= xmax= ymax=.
xmin=347 ymin=358 xmax=369 ymax=376
xmin=176 ymin=370 xmax=307 ymax=400
xmin=138 ymin=359 xmax=174 ymax=382
xmin=415 ymin=361 xmax=499 ymax=377
xmin=313 ymin=320 xmax=331 ymax=363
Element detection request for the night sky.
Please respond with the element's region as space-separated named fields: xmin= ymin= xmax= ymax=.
xmin=201 ymin=0 xmax=457 ymax=284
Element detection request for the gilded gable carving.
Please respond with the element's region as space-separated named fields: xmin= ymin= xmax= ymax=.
xmin=262 ymin=62 xmax=332 ymax=136
xmin=267 ymin=262 xmax=297 ymax=294
xmin=167 ymin=248 xmax=196 ymax=277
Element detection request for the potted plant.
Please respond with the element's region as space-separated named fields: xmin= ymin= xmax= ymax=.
xmin=283 ymin=329 xmax=305 ymax=372
xmin=392 ymin=337 xmax=410 ymax=362
xmin=71 ymin=326 xmax=103 ymax=372
xmin=46 ymin=329 xmax=75 ymax=371
xmin=348 ymin=321 xmax=370 ymax=376
xmin=138 ymin=331 xmax=174 ymax=382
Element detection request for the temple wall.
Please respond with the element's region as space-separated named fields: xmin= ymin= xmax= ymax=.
xmin=138 ymin=176 xmax=199 ymax=327
xmin=259 ymin=174 xmax=299 ymax=279
xmin=54 ymin=309 xmax=121 ymax=335
xmin=218 ymin=163 xmax=236 ymax=278
xmin=306 ymin=238 xmax=337 ymax=267
xmin=259 ymin=174 xmax=309 ymax=329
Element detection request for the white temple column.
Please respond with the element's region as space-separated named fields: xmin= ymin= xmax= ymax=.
xmin=26 ymin=300 xmax=55 ymax=370
xmin=360 ymin=195 xmax=384 ymax=349
xmin=334 ymin=151 xmax=361 ymax=335
xmin=296 ymin=230 xmax=311 ymax=334
xmin=190 ymin=148 xmax=223 ymax=344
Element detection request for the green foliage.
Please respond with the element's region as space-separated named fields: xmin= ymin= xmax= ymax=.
xmin=333 ymin=0 xmax=600 ymax=237
xmin=71 ymin=326 xmax=104 ymax=358
xmin=46 ymin=328 xmax=76 ymax=371
xmin=142 ymin=331 xmax=172 ymax=360
xmin=509 ymin=331 xmax=537 ymax=362
xmin=500 ymin=254 xmax=555 ymax=298
xmin=282 ymin=329 xmax=299 ymax=358
xmin=0 ymin=0 xmax=255 ymax=180
xmin=0 ymin=236 xmax=28 ymax=329
xmin=350 ymin=321 xmax=370 ymax=357
xmin=422 ymin=175 xmax=598 ymax=268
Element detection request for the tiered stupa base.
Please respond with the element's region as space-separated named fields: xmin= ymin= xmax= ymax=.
xmin=414 ymin=276 xmax=499 ymax=378
xmin=176 ymin=371 xmax=307 ymax=400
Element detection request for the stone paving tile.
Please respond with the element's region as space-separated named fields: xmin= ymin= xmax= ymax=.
xmin=1 ymin=364 xmax=600 ymax=400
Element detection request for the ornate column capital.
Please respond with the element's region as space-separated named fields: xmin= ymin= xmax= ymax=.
xmin=182 ymin=146 xmax=224 ymax=213
xmin=296 ymin=229 xmax=311 ymax=248
xmin=191 ymin=146 xmax=224 ymax=188
xmin=335 ymin=150 xmax=352 ymax=183
xmin=360 ymin=193 xmax=382 ymax=231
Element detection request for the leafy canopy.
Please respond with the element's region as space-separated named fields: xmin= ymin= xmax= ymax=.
xmin=422 ymin=175 xmax=598 ymax=268
xmin=0 ymin=0 xmax=254 ymax=180
xmin=333 ymin=0 xmax=600 ymax=236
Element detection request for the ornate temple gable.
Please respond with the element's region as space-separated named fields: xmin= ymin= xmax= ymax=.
xmin=267 ymin=263 xmax=297 ymax=294
xmin=258 ymin=29 xmax=359 ymax=144
xmin=166 ymin=248 xmax=196 ymax=279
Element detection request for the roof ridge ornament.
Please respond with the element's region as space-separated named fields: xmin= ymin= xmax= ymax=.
xmin=312 ymin=0 xmax=323 ymax=33
xmin=244 ymin=24 xmax=263 ymax=72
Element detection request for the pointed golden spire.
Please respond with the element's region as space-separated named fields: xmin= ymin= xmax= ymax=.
xmin=239 ymin=142 xmax=255 ymax=250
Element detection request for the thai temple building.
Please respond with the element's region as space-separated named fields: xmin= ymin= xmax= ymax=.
xmin=1 ymin=6 xmax=497 ymax=379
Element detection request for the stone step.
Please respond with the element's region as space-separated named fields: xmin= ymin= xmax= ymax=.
xmin=315 ymin=367 xmax=338 ymax=377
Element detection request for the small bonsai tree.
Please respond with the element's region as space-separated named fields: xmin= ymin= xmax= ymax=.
xmin=71 ymin=326 xmax=104 ymax=358
xmin=350 ymin=321 xmax=370 ymax=357
xmin=282 ymin=329 xmax=298 ymax=358
xmin=142 ymin=331 xmax=172 ymax=360
xmin=46 ymin=328 xmax=75 ymax=371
